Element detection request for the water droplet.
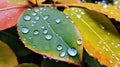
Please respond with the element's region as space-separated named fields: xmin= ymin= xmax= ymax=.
xmin=104 ymin=47 xmax=109 ymax=52
xmin=39 ymin=7 xmax=43 ymax=10
xmin=109 ymin=60 xmax=113 ymax=64
xmin=43 ymin=56 xmax=47 ymax=59
xmin=102 ymin=4 xmax=107 ymax=8
xmin=41 ymin=25 xmax=45 ymax=29
xmin=24 ymin=15 xmax=31 ymax=21
xmin=34 ymin=8 xmax=39 ymax=12
xmin=56 ymin=60 xmax=59 ymax=62
xmin=111 ymin=41 xmax=115 ymax=45
xmin=33 ymin=30 xmax=39 ymax=35
xmin=45 ymin=34 xmax=52 ymax=40
xmin=117 ymin=43 xmax=120 ymax=47
xmin=28 ymin=37 xmax=32 ymax=39
xmin=43 ymin=29 xmax=48 ymax=34
xmin=100 ymin=24 xmax=105 ymax=29
xmin=32 ymin=45 xmax=36 ymax=48
xmin=55 ymin=18 xmax=61 ymax=24
xmin=77 ymin=39 xmax=82 ymax=45
xmin=67 ymin=48 xmax=77 ymax=56
xmin=21 ymin=27 xmax=29 ymax=34
xmin=57 ymin=45 xmax=63 ymax=51
xmin=31 ymin=24 xmax=34 ymax=26
xmin=32 ymin=11 xmax=37 ymax=16
xmin=66 ymin=16 xmax=69 ymax=18
xmin=35 ymin=16 xmax=40 ymax=21
xmin=27 ymin=8 xmax=31 ymax=10
xmin=115 ymin=62 xmax=120 ymax=67
xmin=81 ymin=12 xmax=85 ymax=15
xmin=77 ymin=14 xmax=81 ymax=18
xmin=43 ymin=15 xmax=49 ymax=20
xmin=60 ymin=51 xmax=66 ymax=57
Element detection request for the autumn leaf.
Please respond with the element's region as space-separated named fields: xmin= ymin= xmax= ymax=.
xmin=54 ymin=0 xmax=80 ymax=4
xmin=64 ymin=7 xmax=120 ymax=67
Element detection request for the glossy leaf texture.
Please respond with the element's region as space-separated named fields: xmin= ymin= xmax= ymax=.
xmin=0 ymin=41 xmax=18 ymax=67
xmin=54 ymin=0 xmax=80 ymax=4
xmin=18 ymin=63 xmax=39 ymax=67
xmin=72 ymin=3 xmax=120 ymax=22
xmin=41 ymin=59 xmax=79 ymax=67
xmin=17 ymin=7 xmax=83 ymax=65
xmin=0 ymin=0 xmax=26 ymax=31
xmin=64 ymin=7 xmax=120 ymax=67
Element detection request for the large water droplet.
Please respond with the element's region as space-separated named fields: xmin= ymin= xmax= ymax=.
xmin=55 ymin=18 xmax=61 ymax=24
xmin=43 ymin=29 xmax=48 ymax=34
xmin=32 ymin=11 xmax=37 ymax=16
xmin=35 ymin=16 xmax=40 ymax=21
xmin=45 ymin=34 xmax=52 ymax=40
xmin=33 ymin=30 xmax=39 ymax=35
xmin=24 ymin=15 xmax=31 ymax=21
xmin=21 ymin=27 xmax=29 ymax=34
xmin=77 ymin=14 xmax=81 ymax=18
xmin=57 ymin=45 xmax=63 ymax=51
xmin=60 ymin=51 xmax=66 ymax=57
xmin=77 ymin=39 xmax=82 ymax=45
xmin=67 ymin=48 xmax=77 ymax=56
xmin=43 ymin=15 xmax=49 ymax=20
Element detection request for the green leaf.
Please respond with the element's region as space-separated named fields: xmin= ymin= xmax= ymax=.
xmin=0 ymin=41 xmax=18 ymax=67
xmin=18 ymin=63 xmax=39 ymax=67
xmin=4 ymin=0 xmax=26 ymax=4
xmin=0 ymin=27 xmax=31 ymax=57
xmin=41 ymin=59 xmax=79 ymax=67
xmin=17 ymin=7 xmax=83 ymax=65
xmin=64 ymin=7 xmax=120 ymax=67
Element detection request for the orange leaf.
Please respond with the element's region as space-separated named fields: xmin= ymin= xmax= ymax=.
xmin=0 ymin=0 xmax=26 ymax=31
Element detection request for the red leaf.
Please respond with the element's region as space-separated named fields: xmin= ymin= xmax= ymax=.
xmin=0 ymin=0 xmax=26 ymax=31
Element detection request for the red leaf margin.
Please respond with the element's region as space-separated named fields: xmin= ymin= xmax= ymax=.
xmin=0 ymin=0 xmax=26 ymax=31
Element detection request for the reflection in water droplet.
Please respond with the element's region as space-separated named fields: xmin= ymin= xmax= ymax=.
xmin=21 ymin=27 xmax=29 ymax=34
xmin=60 ymin=51 xmax=66 ymax=57
xmin=43 ymin=29 xmax=48 ymax=34
xmin=43 ymin=15 xmax=49 ymax=20
xmin=45 ymin=34 xmax=52 ymax=40
xmin=34 ymin=8 xmax=39 ymax=12
xmin=41 ymin=26 xmax=45 ymax=29
xmin=77 ymin=39 xmax=82 ymax=45
xmin=35 ymin=16 xmax=40 ymax=21
xmin=81 ymin=12 xmax=85 ymax=15
xmin=32 ymin=11 xmax=37 ymax=16
xmin=43 ymin=56 xmax=47 ymax=59
xmin=57 ymin=45 xmax=63 ymax=51
xmin=77 ymin=14 xmax=81 ymax=18
xmin=24 ymin=15 xmax=31 ymax=21
xmin=55 ymin=18 xmax=61 ymax=24
xmin=100 ymin=24 xmax=105 ymax=29
xmin=67 ymin=48 xmax=77 ymax=56
xmin=66 ymin=16 xmax=69 ymax=18
xmin=104 ymin=47 xmax=109 ymax=52
xmin=33 ymin=30 xmax=39 ymax=35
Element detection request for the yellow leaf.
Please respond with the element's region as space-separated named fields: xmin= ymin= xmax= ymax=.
xmin=55 ymin=0 xmax=80 ymax=4
xmin=0 ymin=41 xmax=18 ymax=67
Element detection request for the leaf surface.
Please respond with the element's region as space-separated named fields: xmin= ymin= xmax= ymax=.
xmin=64 ymin=7 xmax=120 ymax=67
xmin=0 ymin=0 xmax=26 ymax=31
xmin=17 ymin=7 xmax=83 ymax=65
xmin=0 ymin=41 xmax=18 ymax=67
xmin=18 ymin=63 xmax=39 ymax=67
xmin=54 ymin=0 xmax=80 ymax=4
xmin=71 ymin=3 xmax=120 ymax=22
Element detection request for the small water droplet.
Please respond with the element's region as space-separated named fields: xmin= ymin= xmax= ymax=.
xmin=57 ymin=45 xmax=63 ymax=51
xmin=43 ymin=56 xmax=47 ymax=59
xmin=34 ymin=8 xmax=39 ymax=12
xmin=32 ymin=11 xmax=37 ymax=16
xmin=35 ymin=16 xmax=40 ymax=21
xmin=56 ymin=60 xmax=59 ymax=62
xmin=28 ymin=37 xmax=32 ymax=39
xmin=31 ymin=24 xmax=34 ymax=26
xmin=60 ymin=51 xmax=66 ymax=57
xmin=67 ymin=48 xmax=77 ymax=56
xmin=66 ymin=16 xmax=69 ymax=18
xmin=41 ymin=26 xmax=45 ymax=29
xmin=43 ymin=15 xmax=49 ymax=20
xmin=111 ymin=41 xmax=115 ymax=45
xmin=24 ymin=15 xmax=31 ymax=21
xmin=102 ymin=4 xmax=107 ymax=8
xmin=77 ymin=39 xmax=82 ymax=45
xmin=109 ymin=60 xmax=113 ymax=64
xmin=32 ymin=45 xmax=36 ymax=48
xmin=117 ymin=43 xmax=120 ymax=47
xmin=55 ymin=18 xmax=61 ymax=24
xmin=21 ymin=27 xmax=29 ymax=34
xmin=115 ymin=62 xmax=120 ymax=67
xmin=77 ymin=14 xmax=81 ymax=18
xmin=104 ymin=47 xmax=109 ymax=52
xmin=100 ymin=24 xmax=105 ymax=29
xmin=33 ymin=30 xmax=39 ymax=35
xmin=27 ymin=8 xmax=31 ymax=10
xmin=43 ymin=29 xmax=48 ymax=34
xmin=81 ymin=12 xmax=85 ymax=15
xmin=39 ymin=7 xmax=43 ymax=10
xmin=45 ymin=34 xmax=52 ymax=40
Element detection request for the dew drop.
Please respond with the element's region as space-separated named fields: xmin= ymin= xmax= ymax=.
xmin=57 ymin=45 xmax=63 ymax=51
xmin=100 ymin=24 xmax=105 ymax=29
xmin=111 ymin=41 xmax=115 ymax=45
xmin=102 ymin=4 xmax=107 ymax=8
xmin=60 ymin=51 xmax=66 ymax=57
xmin=55 ymin=18 xmax=61 ymax=24
xmin=39 ymin=7 xmax=43 ymax=10
xmin=34 ymin=8 xmax=39 ymax=12
xmin=28 ymin=37 xmax=32 ymax=39
xmin=43 ymin=56 xmax=47 ymax=59
xmin=77 ymin=14 xmax=81 ymax=18
xmin=43 ymin=15 xmax=49 ymax=20
xmin=41 ymin=25 xmax=45 ymax=29
xmin=66 ymin=16 xmax=69 ymax=18
xmin=81 ymin=12 xmax=85 ymax=15
xmin=109 ymin=60 xmax=113 ymax=64
xmin=32 ymin=45 xmax=36 ymax=48
xmin=35 ymin=16 xmax=40 ymax=21
xmin=24 ymin=15 xmax=31 ymax=21
xmin=32 ymin=11 xmax=37 ymax=16
xmin=21 ymin=27 xmax=29 ymax=34
xmin=33 ymin=30 xmax=39 ymax=35
xmin=43 ymin=29 xmax=48 ymax=34
xmin=104 ymin=47 xmax=109 ymax=52
xmin=117 ymin=43 xmax=120 ymax=47
xmin=45 ymin=34 xmax=52 ymax=40
xmin=31 ymin=24 xmax=34 ymax=26
xmin=67 ymin=48 xmax=77 ymax=56
xmin=77 ymin=39 xmax=82 ymax=45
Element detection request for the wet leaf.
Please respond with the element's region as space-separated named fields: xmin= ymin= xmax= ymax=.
xmin=72 ymin=3 xmax=120 ymax=22
xmin=17 ymin=7 xmax=83 ymax=65
xmin=0 ymin=41 xmax=18 ymax=67
xmin=0 ymin=27 xmax=31 ymax=57
xmin=41 ymin=59 xmax=79 ymax=67
xmin=54 ymin=0 xmax=80 ymax=4
xmin=18 ymin=63 xmax=39 ymax=67
xmin=64 ymin=7 xmax=120 ymax=67
xmin=0 ymin=0 xmax=26 ymax=31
